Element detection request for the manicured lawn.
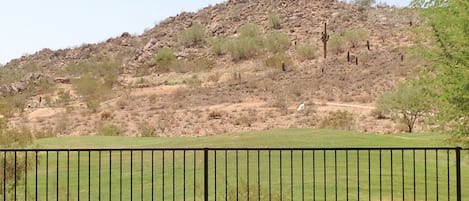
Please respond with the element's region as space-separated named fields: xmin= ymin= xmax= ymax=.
xmin=2 ymin=129 xmax=468 ymax=201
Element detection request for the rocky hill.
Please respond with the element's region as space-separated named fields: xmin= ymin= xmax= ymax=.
xmin=0 ymin=0 xmax=423 ymax=137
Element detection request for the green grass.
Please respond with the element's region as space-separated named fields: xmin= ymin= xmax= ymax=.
xmin=3 ymin=129 xmax=469 ymax=201
xmin=36 ymin=129 xmax=447 ymax=148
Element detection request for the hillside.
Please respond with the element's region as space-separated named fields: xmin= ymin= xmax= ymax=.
xmin=0 ymin=0 xmax=423 ymax=137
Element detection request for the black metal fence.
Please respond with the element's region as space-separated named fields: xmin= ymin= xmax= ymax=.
xmin=0 ymin=147 xmax=468 ymax=201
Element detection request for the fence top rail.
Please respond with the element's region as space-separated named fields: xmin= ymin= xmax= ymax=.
xmin=0 ymin=147 xmax=463 ymax=152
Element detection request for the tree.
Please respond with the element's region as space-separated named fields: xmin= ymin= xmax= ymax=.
xmin=410 ymin=0 xmax=469 ymax=139
xmin=377 ymin=84 xmax=433 ymax=133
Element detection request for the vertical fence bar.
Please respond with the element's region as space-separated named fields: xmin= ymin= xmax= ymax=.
xmin=379 ymin=149 xmax=382 ymax=201
xmin=99 ymin=151 xmax=101 ymax=201
xmin=151 ymin=151 xmax=154 ymax=201
xmin=67 ymin=151 xmax=70 ymax=201
xmin=435 ymin=150 xmax=439 ymax=201
xmin=313 ymin=150 xmax=316 ymax=201
xmin=193 ymin=150 xmax=196 ymax=201
xmin=3 ymin=151 xmax=6 ymax=201
xmin=214 ymin=150 xmax=217 ymax=201
xmin=301 ymin=150 xmax=304 ymax=201
xmin=142 ymin=151 xmax=144 ymax=201
xmin=236 ymin=150 xmax=239 ymax=201
xmin=78 ymin=151 xmax=81 ymax=201
xmin=88 ymin=151 xmax=91 ymax=201
xmin=258 ymin=150 xmax=261 ymax=201
xmin=391 ymin=150 xmax=393 ymax=201
xmin=447 ymin=150 xmax=450 ymax=201
xmin=225 ymin=150 xmax=228 ymax=201
xmin=183 ymin=150 xmax=186 ymax=201
xmin=25 ymin=151 xmax=28 ymax=201
xmin=204 ymin=148 xmax=208 ymax=201
xmin=47 ymin=151 xmax=49 ymax=201
xmin=130 ymin=150 xmax=133 ymax=201
xmin=290 ymin=150 xmax=293 ymax=201
xmin=413 ymin=149 xmax=416 ymax=201
xmin=324 ymin=150 xmax=326 ymax=201
xmin=172 ymin=150 xmax=175 ymax=201
xmin=269 ymin=150 xmax=271 ymax=201
xmin=334 ymin=150 xmax=337 ymax=201
xmin=247 ymin=150 xmax=250 ymax=201
xmin=14 ymin=151 xmax=16 ymax=201
xmin=401 ymin=149 xmax=405 ymax=201
xmin=109 ymin=151 xmax=112 ymax=201
xmin=119 ymin=150 xmax=122 ymax=201
xmin=346 ymin=150 xmax=349 ymax=201
xmin=368 ymin=150 xmax=371 ymax=201
xmin=162 ymin=150 xmax=165 ymax=201
xmin=36 ymin=151 xmax=38 ymax=201
xmin=280 ymin=150 xmax=283 ymax=201
xmin=425 ymin=149 xmax=427 ymax=201
xmin=357 ymin=150 xmax=360 ymax=201
xmin=455 ymin=147 xmax=461 ymax=201
xmin=57 ymin=151 xmax=59 ymax=201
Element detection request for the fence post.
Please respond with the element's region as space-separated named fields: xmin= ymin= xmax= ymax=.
xmin=204 ymin=148 xmax=209 ymax=201
xmin=456 ymin=147 xmax=461 ymax=201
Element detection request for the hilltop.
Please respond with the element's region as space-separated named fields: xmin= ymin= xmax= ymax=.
xmin=0 ymin=0 xmax=423 ymax=137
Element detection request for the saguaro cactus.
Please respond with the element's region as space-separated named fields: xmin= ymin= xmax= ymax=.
xmin=321 ymin=23 xmax=330 ymax=58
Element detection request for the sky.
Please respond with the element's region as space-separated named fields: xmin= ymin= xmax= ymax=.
xmin=0 ymin=0 xmax=410 ymax=64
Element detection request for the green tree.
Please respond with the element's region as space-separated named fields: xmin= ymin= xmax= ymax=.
xmin=377 ymin=84 xmax=433 ymax=133
xmin=410 ymin=0 xmax=469 ymax=139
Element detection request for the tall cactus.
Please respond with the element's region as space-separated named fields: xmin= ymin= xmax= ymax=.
xmin=321 ymin=23 xmax=330 ymax=58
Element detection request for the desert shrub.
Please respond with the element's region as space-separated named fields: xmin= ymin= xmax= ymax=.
xmin=0 ymin=128 xmax=35 ymax=196
xmin=0 ymin=99 xmax=14 ymax=117
xmin=66 ymin=59 xmax=121 ymax=86
xmin=178 ymin=23 xmax=206 ymax=47
xmin=183 ymin=75 xmax=203 ymax=87
xmin=268 ymin=12 xmax=282 ymax=29
xmin=96 ymin=124 xmax=125 ymax=136
xmin=66 ymin=59 xmax=121 ymax=111
xmin=209 ymin=37 xmax=227 ymax=56
xmin=264 ymin=31 xmax=290 ymax=53
xmin=235 ymin=110 xmax=257 ymax=127
xmin=328 ymin=34 xmax=346 ymax=54
xmin=0 ymin=94 xmax=28 ymax=117
xmin=154 ymin=48 xmax=176 ymax=72
xmin=207 ymin=72 xmax=221 ymax=83
xmin=0 ymin=63 xmax=39 ymax=85
xmin=231 ymin=7 xmax=241 ymax=21
xmin=226 ymin=37 xmax=264 ymax=61
xmin=319 ymin=110 xmax=354 ymax=130
xmin=72 ymin=75 xmax=111 ymax=112
xmin=168 ymin=58 xmax=215 ymax=73
xmin=156 ymin=111 xmax=175 ymax=133
xmin=57 ymin=89 xmax=72 ymax=106
xmin=0 ymin=128 xmax=33 ymax=148
xmin=265 ymin=53 xmax=292 ymax=68
xmin=271 ymin=93 xmax=288 ymax=110
xmin=208 ymin=110 xmax=223 ymax=120
xmin=137 ymin=121 xmax=156 ymax=137
xmin=296 ymin=40 xmax=318 ymax=60
xmin=239 ymin=23 xmax=262 ymax=38
xmin=344 ymin=28 xmax=370 ymax=48
xmin=224 ymin=23 xmax=267 ymax=61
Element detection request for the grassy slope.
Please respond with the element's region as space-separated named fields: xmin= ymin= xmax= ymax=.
xmin=6 ymin=129 xmax=469 ymax=201
xmin=36 ymin=129 xmax=448 ymax=148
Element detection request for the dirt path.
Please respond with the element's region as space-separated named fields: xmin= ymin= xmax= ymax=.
xmin=324 ymin=102 xmax=376 ymax=110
